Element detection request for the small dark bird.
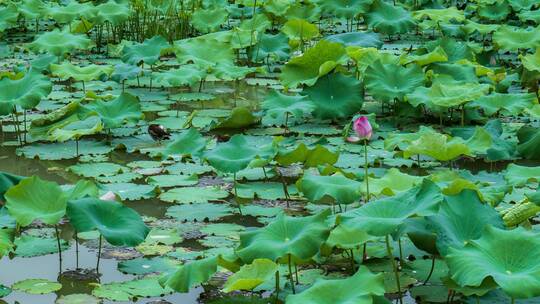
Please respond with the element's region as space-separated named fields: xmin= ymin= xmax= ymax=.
xmin=148 ymin=124 xmax=170 ymax=142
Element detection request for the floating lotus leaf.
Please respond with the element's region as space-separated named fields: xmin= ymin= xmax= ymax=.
xmin=159 ymin=186 xmax=228 ymax=204
xmin=261 ymin=90 xmax=314 ymax=126
xmin=165 ymin=203 xmax=233 ymax=221
xmin=48 ymin=114 xmax=103 ymax=142
xmin=468 ymin=92 xmax=537 ymax=116
xmin=276 ymin=143 xmax=338 ymax=167
xmin=325 ymin=31 xmax=382 ymax=48
xmin=303 ymin=72 xmax=363 ymax=120
xmin=280 ymin=40 xmax=347 ymax=88
xmin=12 ymin=279 xmax=62 ymax=294
xmin=222 ymin=259 xmax=278 ymax=292
xmin=446 ymin=226 xmax=540 ymax=299
xmin=174 ymin=37 xmax=235 ymax=67
xmin=286 ymin=266 xmax=386 ymax=304
xmin=315 ymin=0 xmax=373 ymax=19
xmin=520 ymin=48 xmax=540 ymax=73
xmin=164 ymin=128 xmax=207 ymax=157
xmin=29 ymin=29 xmax=93 ymax=57
xmin=517 ymin=126 xmax=540 ymax=160
xmin=412 ymin=7 xmax=465 ymax=23
xmin=204 ymin=134 xmax=272 ymax=173
xmin=160 ymin=256 xmax=218 ymax=292
xmin=402 ymin=130 xmax=476 ymax=161
xmin=50 ymin=62 xmax=113 ymax=82
xmin=67 ymin=197 xmax=149 ymax=246
xmin=14 ymin=235 xmax=69 ymax=257
xmin=477 ymin=1 xmax=510 ymax=21
xmin=298 ymin=173 xmax=362 ymax=205
xmin=366 ymin=0 xmax=416 ymax=35
xmin=249 ymin=33 xmax=290 ymax=62
xmin=211 ymin=62 xmax=257 ymax=81
xmin=0 ymin=70 xmax=52 ymax=115
xmin=56 ymin=294 xmax=101 ymax=304
xmin=122 ymin=35 xmax=168 ymax=66
xmin=154 ymin=64 xmax=207 ymax=87
xmin=504 ymin=163 xmax=540 ymax=186
xmin=5 ymin=176 xmax=67 ymax=227
xmin=426 ymin=190 xmax=505 ymax=256
xmin=111 ymin=63 xmax=142 ymax=83
xmin=339 ymin=180 xmax=442 ymax=236
xmin=16 ymin=140 xmax=113 ymax=160
xmin=400 ymin=46 xmax=448 ymax=66
xmin=93 ymin=277 xmax=172 ymax=301
xmin=407 ymin=80 xmax=490 ymax=109
xmin=0 ymin=229 xmax=14 ymax=258
xmin=365 ymin=60 xmax=424 ymax=102
xmin=85 ymin=93 xmax=143 ymax=129
xmin=236 ymin=210 xmax=331 ymax=263
xmin=118 ymin=257 xmax=177 ymax=275
xmin=493 ymin=26 xmax=540 ymax=51
xmin=191 ymin=8 xmax=229 ymax=33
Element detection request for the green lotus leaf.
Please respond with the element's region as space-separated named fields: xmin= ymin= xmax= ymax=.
xmin=400 ymin=46 xmax=448 ymax=66
xmin=403 ymin=131 xmax=472 ymax=161
xmin=0 ymin=70 xmax=52 ymax=115
xmin=210 ymin=62 xmax=257 ymax=81
xmin=48 ymin=114 xmax=103 ymax=142
xmin=412 ymin=7 xmax=465 ymax=23
xmin=0 ymin=171 xmax=23 ymax=201
xmin=407 ymin=80 xmax=490 ymax=109
xmin=174 ymin=37 xmax=234 ymax=67
xmin=222 ymin=259 xmax=278 ymax=292
xmin=426 ymin=189 xmax=505 ymax=256
xmin=261 ymin=90 xmax=314 ymax=126
xmin=118 ymin=257 xmax=177 ymax=275
xmin=446 ymin=226 xmax=540 ymax=299
xmin=122 ymin=35 xmax=168 ymax=66
xmin=204 ymin=134 xmax=271 ymax=173
xmin=239 ymin=13 xmax=272 ymax=33
xmin=5 ymin=176 xmax=67 ymax=227
xmin=85 ymin=93 xmax=143 ymax=129
xmin=159 ymin=186 xmax=228 ymax=204
xmin=468 ymin=92 xmax=538 ymax=116
xmin=165 ymin=203 xmax=233 ymax=221
xmin=286 ymin=266 xmax=385 ymax=304
xmin=276 ymin=143 xmax=338 ymax=168
xmin=66 ymin=197 xmax=149 ymax=246
xmin=164 ymin=128 xmax=207 ymax=157
xmin=366 ymin=0 xmax=416 ymax=35
xmin=12 ymin=279 xmax=62 ymax=294
xmin=303 ymin=72 xmax=363 ymax=120
xmin=364 ymin=60 xmax=424 ymax=102
xmin=111 ymin=63 xmax=142 ymax=82
xmin=236 ymin=210 xmax=331 ymax=263
xmin=249 ymin=33 xmax=290 ymax=62
xmin=0 ymin=4 xmax=18 ymax=32
xmin=160 ymin=256 xmax=218 ymax=292
xmin=281 ymin=18 xmax=320 ymax=43
xmin=18 ymin=0 xmax=46 ymax=20
xmin=0 ymin=229 xmax=14 ymax=258
xmin=517 ymin=126 xmax=540 ymax=160
xmin=363 ymin=168 xmax=424 ymax=197
xmin=93 ymin=277 xmax=172 ymax=301
xmin=100 ymin=182 xmax=157 ymax=201
xmin=339 ymin=180 xmax=442 ymax=236
xmin=90 ymin=0 xmax=130 ymax=26
xmin=280 ymin=40 xmax=347 ymax=88
xmin=315 ymin=0 xmax=373 ymax=19
xmin=504 ymin=163 xmax=540 ymax=187
xmin=508 ymin=0 xmax=536 ymax=11
xmin=462 ymin=20 xmax=500 ymax=35
xmin=29 ymin=29 xmax=93 ymax=57
xmin=264 ymin=0 xmax=294 ymax=17
xmin=50 ymin=62 xmax=113 ymax=82
xmin=477 ymin=0 xmax=510 ymax=22
xmin=520 ymin=48 xmax=540 ymax=73
xmin=46 ymin=1 xmax=95 ymax=24
xmin=191 ymin=8 xmax=228 ymax=33
xmin=236 ymin=182 xmax=296 ymax=200
xmin=519 ymin=9 xmax=540 ymax=24
xmin=154 ymin=64 xmax=207 ymax=87
xmin=147 ymin=174 xmax=198 ymax=188
xmin=298 ymin=173 xmax=362 ymax=205
xmin=493 ymin=26 xmax=540 ymax=51
xmin=17 ymin=140 xmax=113 ymax=160
xmin=14 ymin=235 xmax=69 ymax=257
xmin=325 ymin=31 xmax=382 ymax=48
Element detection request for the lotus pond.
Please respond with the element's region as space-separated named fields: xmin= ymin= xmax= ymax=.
xmin=2 ymin=0 xmax=540 ymax=303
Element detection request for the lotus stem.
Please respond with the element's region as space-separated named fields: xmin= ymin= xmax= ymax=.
xmin=96 ymin=234 xmax=103 ymax=274
xmin=461 ymin=104 xmax=465 ymax=126
xmin=294 ymin=263 xmax=299 ymax=284
xmin=55 ymin=225 xmax=63 ymax=273
xmin=287 ymin=254 xmax=295 ymax=294
xmin=75 ymin=138 xmax=79 ymax=157
xmin=423 ymin=256 xmax=436 ymax=285
xmin=362 ymin=242 xmax=367 ymax=263
xmin=386 ymin=235 xmax=402 ymax=304
xmin=274 ymin=270 xmax=279 ymax=303
xmin=23 ymin=110 xmax=27 ymax=144
xmin=233 ymin=173 xmax=242 ymax=215
xmin=364 ymin=139 xmax=370 ymax=202
xmin=511 ymin=299 xmax=515 ymax=304
xmin=75 ymin=231 xmax=79 ymax=269
xmin=398 ymin=238 xmax=403 ymax=262
xmin=350 ymin=249 xmax=355 ymax=273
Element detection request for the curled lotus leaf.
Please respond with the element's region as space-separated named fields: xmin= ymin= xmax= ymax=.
xmin=366 ymin=0 xmax=416 ymax=35
xmin=364 ymin=60 xmax=424 ymax=102
xmin=0 ymin=70 xmax=52 ymax=115
xmin=122 ymin=35 xmax=169 ymax=66
xmin=297 ymin=173 xmax=362 ymax=205
xmin=29 ymin=29 xmax=94 ymax=57
xmin=50 ymin=62 xmax=114 ymax=82
xmin=493 ymin=26 xmax=540 ymax=51
xmin=84 ymin=92 xmax=143 ymax=129
xmin=315 ymin=0 xmax=373 ymax=19
xmin=154 ymin=64 xmax=207 ymax=87
xmin=0 ymin=4 xmax=18 ymax=32
xmin=191 ymin=8 xmax=229 ymax=33
xmin=89 ymin=0 xmax=130 ymax=26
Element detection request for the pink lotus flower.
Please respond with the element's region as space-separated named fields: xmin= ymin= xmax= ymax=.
xmin=347 ymin=116 xmax=372 ymax=142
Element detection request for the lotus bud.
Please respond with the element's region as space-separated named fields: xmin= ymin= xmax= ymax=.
xmin=100 ymin=191 xmax=117 ymax=202
xmin=353 ymin=116 xmax=372 ymax=141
